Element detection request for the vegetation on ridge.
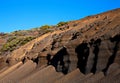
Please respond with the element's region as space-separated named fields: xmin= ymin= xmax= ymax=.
xmin=0 ymin=36 xmax=35 ymax=53
xmin=0 ymin=21 xmax=69 ymax=56
xmin=57 ymin=21 xmax=68 ymax=27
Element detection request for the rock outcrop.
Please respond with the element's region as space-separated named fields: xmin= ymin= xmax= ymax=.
xmin=0 ymin=8 xmax=120 ymax=83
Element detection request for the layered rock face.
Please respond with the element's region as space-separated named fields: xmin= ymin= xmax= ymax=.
xmin=0 ymin=8 xmax=120 ymax=83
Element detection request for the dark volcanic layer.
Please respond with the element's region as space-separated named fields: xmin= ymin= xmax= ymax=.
xmin=0 ymin=8 xmax=120 ymax=83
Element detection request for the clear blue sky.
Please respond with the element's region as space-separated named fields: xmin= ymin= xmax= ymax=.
xmin=0 ymin=0 xmax=120 ymax=33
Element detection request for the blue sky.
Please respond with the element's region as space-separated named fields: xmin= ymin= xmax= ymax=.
xmin=0 ymin=0 xmax=120 ymax=33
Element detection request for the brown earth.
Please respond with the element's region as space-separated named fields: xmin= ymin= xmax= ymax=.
xmin=0 ymin=8 xmax=120 ymax=83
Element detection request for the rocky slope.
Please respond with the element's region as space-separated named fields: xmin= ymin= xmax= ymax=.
xmin=0 ymin=8 xmax=120 ymax=83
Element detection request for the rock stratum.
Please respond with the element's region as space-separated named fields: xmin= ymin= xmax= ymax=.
xmin=0 ymin=8 xmax=120 ymax=83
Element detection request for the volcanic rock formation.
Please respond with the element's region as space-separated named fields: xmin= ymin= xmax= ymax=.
xmin=0 ymin=8 xmax=120 ymax=83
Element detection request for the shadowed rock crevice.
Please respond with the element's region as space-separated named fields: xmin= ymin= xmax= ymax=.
xmin=71 ymin=32 xmax=81 ymax=40
xmin=22 ymin=56 xmax=39 ymax=64
xmin=31 ymin=57 xmax=39 ymax=64
xmin=46 ymin=54 xmax=52 ymax=65
xmin=50 ymin=47 xmax=70 ymax=74
xmin=91 ymin=39 xmax=101 ymax=73
xmin=75 ymin=42 xmax=90 ymax=74
xmin=103 ymin=35 xmax=120 ymax=74
xmin=22 ymin=55 xmax=47 ymax=67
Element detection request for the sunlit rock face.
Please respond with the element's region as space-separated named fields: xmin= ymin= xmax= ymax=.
xmin=0 ymin=8 xmax=120 ymax=83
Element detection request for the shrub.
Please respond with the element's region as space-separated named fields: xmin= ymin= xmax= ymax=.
xmin=40 ymin=25 xmax=51 ymax=30
xmin=19 ymin=37 xmax=35 ymax=45
xmin=7 ymin=36 xmax=17 ymax=42
xmin=0 ymin=36 xmax=35 ymax=52
xmin=57 ymin=21 xmax=68 ymax=27
xmin=1 ymin=39 xmax=19 ymax=52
